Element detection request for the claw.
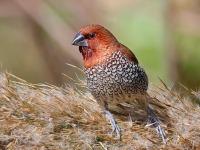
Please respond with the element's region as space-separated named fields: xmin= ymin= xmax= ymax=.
xmin=147 ymin=106 xmax=167 ymax=144
xmin=156 ymin=124 xmax=166 ymax=144
xmin=105 ymin=110 xmax=121 ymax=139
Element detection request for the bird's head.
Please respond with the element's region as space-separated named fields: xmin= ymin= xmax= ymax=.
xmin=72 ymin=24 xmax=138 ymax=68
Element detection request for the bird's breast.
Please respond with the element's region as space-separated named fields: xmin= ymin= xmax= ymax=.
xmin=84 ymin=51 xmax=148 ymax=105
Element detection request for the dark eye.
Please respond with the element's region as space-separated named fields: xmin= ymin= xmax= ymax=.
xmin=89 ymin=32 xmax=96 ymax=39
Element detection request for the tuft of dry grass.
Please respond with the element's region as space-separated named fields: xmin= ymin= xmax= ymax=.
xmin=0 ymin=72 xmax=200 ymax=149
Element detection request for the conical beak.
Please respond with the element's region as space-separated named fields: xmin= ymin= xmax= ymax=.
xmin=71 ymin=32 xmax=88 ymax=46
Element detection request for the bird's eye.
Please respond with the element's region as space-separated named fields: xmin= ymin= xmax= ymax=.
xmin=89 ymin=33 xmax=96 ymax=39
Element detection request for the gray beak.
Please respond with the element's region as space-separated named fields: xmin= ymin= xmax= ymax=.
xmin=71 ymin=32 xmax=88 ymax=46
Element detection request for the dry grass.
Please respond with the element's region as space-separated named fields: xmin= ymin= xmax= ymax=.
xmin=0 ymin=72 xmax=200 ymax=150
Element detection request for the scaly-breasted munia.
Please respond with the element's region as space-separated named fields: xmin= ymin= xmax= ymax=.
xmin=71 ymin=24 xmax=166 ymax=143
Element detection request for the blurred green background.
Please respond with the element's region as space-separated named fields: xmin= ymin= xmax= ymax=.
xmin=0 ymin=0 xmax=199 ymax=89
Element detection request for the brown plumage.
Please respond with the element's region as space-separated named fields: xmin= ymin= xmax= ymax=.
xmin=77 ymin=25 xmax=138 ymax=67
xmin=72 ymin=24 xmax=166 ymax=143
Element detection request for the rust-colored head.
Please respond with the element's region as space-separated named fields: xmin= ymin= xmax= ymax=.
xmin=72 ymin=24 xmax=138 ymax=68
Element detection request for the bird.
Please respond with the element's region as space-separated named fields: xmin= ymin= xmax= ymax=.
xmin=71 ymin=24 xmax=166 ymax=143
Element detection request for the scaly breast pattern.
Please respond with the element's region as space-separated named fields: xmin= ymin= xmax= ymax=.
xmin=84 ymin=51 xmax=148 ymax=106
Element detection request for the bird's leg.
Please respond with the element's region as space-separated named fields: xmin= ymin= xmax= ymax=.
xmin=147 ymin=106 xmax=166 ymax=144
xmin=104 ymin=109 xmax=121 ymax=139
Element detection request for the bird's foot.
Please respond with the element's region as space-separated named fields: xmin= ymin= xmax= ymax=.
xmin=156 ymin=124 xmax=166 ymax=144
xmin=147 ymin=116 xmax=167 ymax=144
xmin=105 ymin=110 xmax=121 ymax=139
xmin=147 ymin=106 xmax=167 ymax=144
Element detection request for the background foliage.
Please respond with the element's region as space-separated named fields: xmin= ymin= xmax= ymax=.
xmin=0 ymin=0 xmax=200 ymax=89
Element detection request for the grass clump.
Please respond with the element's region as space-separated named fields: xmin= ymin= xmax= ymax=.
xmin=0 ymin=72 xmax=200 ymax=149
